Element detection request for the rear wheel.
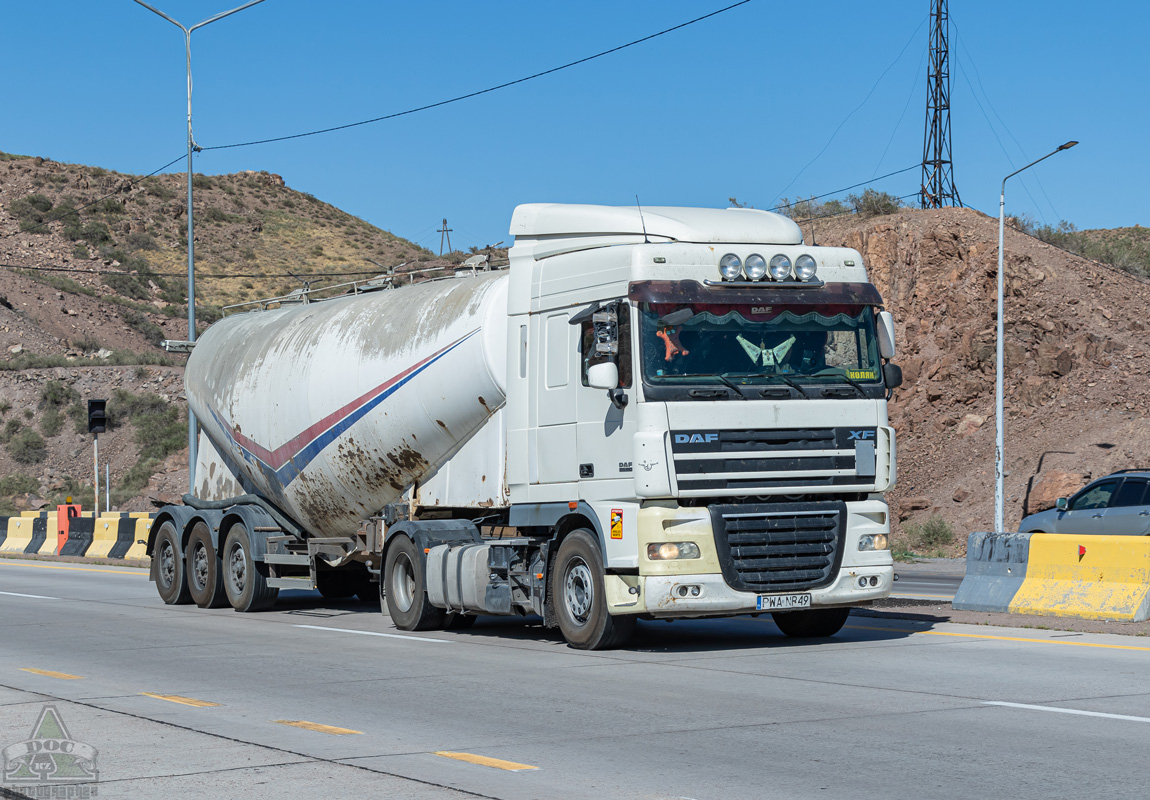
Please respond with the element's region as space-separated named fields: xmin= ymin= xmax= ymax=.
xmin=222 ymin=525 xmax=278 ymax=612
xmin=384 ymin=535 xmax=447 ymax=630
xmin=153 ymin=521 xmax=191 ymax=605
xmin=772 ymin=607 xmax=850 ymax=638
xmin=186 ymin=522 xmax=228 ymax=608
xmin=552 ymin=530 xmax=635 ymax=650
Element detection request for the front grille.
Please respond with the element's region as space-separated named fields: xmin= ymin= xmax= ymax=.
xmin=671 ymin=427 xmax=877 ymax=496
xmin=709 ymin=501 xmax=845 ymax=592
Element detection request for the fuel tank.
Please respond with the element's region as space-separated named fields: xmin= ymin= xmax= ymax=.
xmin=185 ymin=273 xmax=509 ymax=536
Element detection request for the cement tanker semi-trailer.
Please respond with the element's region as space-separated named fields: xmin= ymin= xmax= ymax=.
xmin=147 ymin=203 xmax=902 ymax=650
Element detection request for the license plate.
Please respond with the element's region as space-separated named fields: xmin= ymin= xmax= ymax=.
xmin=756 ymin=593 xmax=811 ymax=611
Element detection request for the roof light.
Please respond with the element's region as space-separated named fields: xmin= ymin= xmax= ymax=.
xmin=744 ymin=254 xmax=767 ymax=281
xmin=719 ymin=253 xmax=743 ymax=281
xmin=768 ymin=254 xmax=792 ymax=281
xmin=795 ymin=254 xmax=817 ymax=281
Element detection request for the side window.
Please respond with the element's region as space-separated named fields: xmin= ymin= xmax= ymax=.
xmin=1070 ymin=480 xmax=1119 ymax=511
xmin=580 ymin=302 xmax=632 ymax=388
xmin=1112 ymin=479 xmax=1150 ymax=508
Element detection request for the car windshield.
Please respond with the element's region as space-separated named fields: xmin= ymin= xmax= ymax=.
xmin=639 ymin=301 xmax=882 ymax=386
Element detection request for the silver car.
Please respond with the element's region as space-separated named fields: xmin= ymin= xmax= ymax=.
xmin=1019 ymin=470 xmax=1150 ymax=535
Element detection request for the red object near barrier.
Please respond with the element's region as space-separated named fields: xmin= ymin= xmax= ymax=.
xmin=56 ymin=504 xmax=81 ymax=555
xmin=1078 ymin=544 xmax=1087 ymax=558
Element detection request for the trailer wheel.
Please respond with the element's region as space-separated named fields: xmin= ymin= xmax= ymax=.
xmin=772 ymin=607 xmax=850 ymax=638
xmin=384 ymin=535 xmax=446 ymax=631
xmin=153 ymin=521 xmax=192 ymax=605
xmin=222 ymin=524 xmax=278 ymax=612
xmin=552 ymin=530 xmax=635 ymax=650
xmin=186 ymin=521 xmax=228 ymax=608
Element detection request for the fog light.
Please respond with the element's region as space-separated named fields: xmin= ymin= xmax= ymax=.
xmin=719 ymin=254 xmax=743 ymax=281
xmin=869 ymin=576 xmax=879 ymax=587
xmin=647 ymin=542 xmax=701 ymax=560
xmin=678 ymin=585 xmax=689 ymax=597
xmin=691 ymin=586 xmax=701 ymax=596
xmin=857 ymin=576 xmax=868 ymax=588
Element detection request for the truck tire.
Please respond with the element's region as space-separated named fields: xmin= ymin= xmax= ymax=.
xmin=186 ymin=521 xmax=228 ymax=609
xmin=552 ymin=530 xmax=635 ymax=650
xmin=772 ymin=607 xmax=850 ymax=638
xmin=222 ymin=524 xmax=278 ymax=612
xmin=384 ymin=535 xmax=447 ymax=630
xmin=153 ymin=521 xmax=192 ymax=605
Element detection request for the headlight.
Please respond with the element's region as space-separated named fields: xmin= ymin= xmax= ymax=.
xmin=718 ymin=254 xmax=742 ymax=281
xmin=794 ymin=254 xmax=818 ymax=281
xmin=858 ymin=533 xmax=889 ymax=552
xmin=646 ymin=542 xmax=702 ymax=560
xmin=768 ymin=254 xmax=792 ymax=280
xmin=744 ymin=254 xmax=767 ymax=281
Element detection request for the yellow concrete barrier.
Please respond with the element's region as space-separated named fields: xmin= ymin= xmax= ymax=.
xmin=86 ymin=517 xmax=122 ymax=558
xmin=1 ymin=517 xmax=35 ymax=553
xmin=1009 ymin=534 xmax=1150 ymax=621
xmin=123 ymin=518 xmax=150 ymax=559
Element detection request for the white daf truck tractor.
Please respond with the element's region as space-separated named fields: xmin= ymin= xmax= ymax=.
xmin=147 ymin=203 xmax=902 ymax=649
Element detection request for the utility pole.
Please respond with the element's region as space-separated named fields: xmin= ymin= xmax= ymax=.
xmin=438 ymin=218 xmax=453 ymax=256
xmin=920 ymin=0 xmax=961 ymax=209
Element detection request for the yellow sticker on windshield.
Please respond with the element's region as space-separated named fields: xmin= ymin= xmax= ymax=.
xmin=848 ymin=369 xmax=877 ymax=381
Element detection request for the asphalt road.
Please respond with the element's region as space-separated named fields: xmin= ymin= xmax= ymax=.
xmin=3 ymin=559 xmax=1149 ymax=799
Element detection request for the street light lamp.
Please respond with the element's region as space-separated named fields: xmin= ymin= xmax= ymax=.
xmin=133 ymin=0 xmax=267 ymax=492
xmin=995 ymin=140 xmax=1078 ymax=532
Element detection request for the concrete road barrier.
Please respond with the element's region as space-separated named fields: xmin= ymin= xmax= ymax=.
xmin=1009 ymin=534 xmax=1150 ymax=621
xmin=952 ymin=532 xmax=1033 ymax=613
xmin=58 ymin=517 xmax=95 ymax=556
xmin=1 ymin=516 xmax=48 ymax=555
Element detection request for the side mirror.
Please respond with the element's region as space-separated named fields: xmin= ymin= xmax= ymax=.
xmin=1056 ymin=497 xmax=1068 ymax=511
xmin=882 ymin=362 xmax=903 ymax=389
xmin=877 ymin=311 xmax=896 ymax=360
xmin=587 ymin=361 xmax=619 ymax=390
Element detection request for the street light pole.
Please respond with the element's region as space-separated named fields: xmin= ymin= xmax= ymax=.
xmin=995 ymin=140 xmax=1078 ymax=532
xmin=133 ymin=0 xmax=267 ymax=493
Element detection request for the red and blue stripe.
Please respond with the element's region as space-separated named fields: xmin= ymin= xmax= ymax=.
xmin=209 ymin=330 xmax=479 ymax=487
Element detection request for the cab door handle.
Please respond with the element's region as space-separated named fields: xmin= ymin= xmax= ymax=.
xmin=1091 ymin=513 xmax=1104 ymax=518
xmin=1140 ymin=511 xmax=1150 ymax=517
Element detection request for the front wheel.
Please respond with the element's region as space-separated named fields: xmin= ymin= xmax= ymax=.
xmin=222 ymin=524 xmax=278 ymax=612
xmin=773 ymin=607 xmax=851 ymax=638
xmin=383 ymin=536 xmax=447 ymax=631
xmin=153 ymin=521 xmax=192 ymax=605
xmin=552 ymin=530 xmax=635 ymax=650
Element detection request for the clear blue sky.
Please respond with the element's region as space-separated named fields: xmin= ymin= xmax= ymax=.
xmin=1 ymin=1 xmax=1145 ymax=254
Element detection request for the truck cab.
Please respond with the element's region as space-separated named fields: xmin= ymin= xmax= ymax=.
xmin=496 ymin=204 xmax=899 ymax=637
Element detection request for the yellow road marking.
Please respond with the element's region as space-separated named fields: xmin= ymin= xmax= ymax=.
xmin=434 ymin=751 xmax=538 ymax=771
xmin=141 ymin=692 xmax=220 ymax=707
xmin=20 ymin=668 xmax=84 ymax=680
xmin=846 ymin=625 xmax=1150 ymax=652
xmin=0 ymin=561 xmax=145 ymax=576
xmin=274 ymin=720 xmax=362 ymax=735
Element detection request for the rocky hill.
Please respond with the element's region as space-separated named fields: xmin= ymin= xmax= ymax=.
xmin=2 ymin=151 xmax=1147 ymax=554
xmin=800 ymin=207 xmax=1150 ymax=549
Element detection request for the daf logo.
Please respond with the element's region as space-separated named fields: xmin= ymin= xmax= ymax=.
xmin=848 ymin=430 xmax=876 ymax=440
xmin=675 ymin=433 xmax=719 ymax=444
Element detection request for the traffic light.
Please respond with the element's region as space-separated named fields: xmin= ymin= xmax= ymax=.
xmin=87 ymin=399 xmax=107 ymax=434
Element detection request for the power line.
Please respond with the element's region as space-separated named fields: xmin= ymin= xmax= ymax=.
xmin=770 ymin=164 xmax=920 ymax=213
xmin=1 ymin=153 xmax=186 ymax=239
xmin=201 ymin=1 xmax=751 ymax=152
xmin=770 ymin=12 xmax=928 ymax=208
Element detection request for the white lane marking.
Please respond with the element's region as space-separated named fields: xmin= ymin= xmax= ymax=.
xmin=294 ymin=624 xmax=448 ymax=643
xmin=984 ymin=701 xmax=1150 ymax=723
xmin=0 ymin=590 xmax=60 ymax=600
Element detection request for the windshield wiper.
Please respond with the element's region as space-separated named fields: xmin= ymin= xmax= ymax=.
xmin=711 ymin=373 xmax=748 ymax=400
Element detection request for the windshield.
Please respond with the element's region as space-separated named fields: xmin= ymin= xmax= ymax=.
xmin=639 ymin=301 xmax=882 ymax=387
